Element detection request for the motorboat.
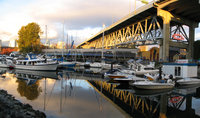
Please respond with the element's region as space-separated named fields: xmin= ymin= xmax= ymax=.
xmin=130 ymin=88 xmax=172 ymax=97
xmin=144 ymin=73 xmax=174 ymax=81
xmin=176 ymin=78 xmax=200 ymax=86
xmin=104 ymin=69 xmax=133 ymax=79
xmin=133 ymin=65 xmax=159 ymax=76
xmin=85 ymin=62 xmax=121 ymax=69
xmin=128 ymin=60 xmax=159 ymax=76
xmin=113 ymin=76 xmax=145 ymax=83
xmin=14 ymin=59 xmax=58 ymax=71
xmin=131 ymin=80 xmax=175 ymax=90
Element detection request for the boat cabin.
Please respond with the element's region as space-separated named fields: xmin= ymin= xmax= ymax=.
xmin=162 ymin=59 xmax=197 ymax=78
xmin=16 ymin=59 xmax=47 ymax=65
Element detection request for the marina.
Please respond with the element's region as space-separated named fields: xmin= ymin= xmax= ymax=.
xmin=0 ymin=0 xmax=200 ymax=117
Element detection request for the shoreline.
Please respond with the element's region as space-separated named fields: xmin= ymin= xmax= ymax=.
xmin=0 ymin=89 xmax=46 ymax=118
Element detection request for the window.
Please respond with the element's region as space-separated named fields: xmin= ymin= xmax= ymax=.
xmin=175 ymin=66 xmax=181 ymax=76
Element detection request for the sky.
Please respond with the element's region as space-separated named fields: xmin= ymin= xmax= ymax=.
xmin=0 ymin=0 xmax=200 ymax=46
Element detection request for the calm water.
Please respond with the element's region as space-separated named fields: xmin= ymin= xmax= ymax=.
xmin=0 ymin=67 xmax=200 ymax=118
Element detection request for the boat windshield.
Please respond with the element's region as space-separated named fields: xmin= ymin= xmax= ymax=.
xmin=144 ymin=67 xmax=155 ymax=70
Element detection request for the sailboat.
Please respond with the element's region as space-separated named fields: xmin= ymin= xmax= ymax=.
xmin=58 ymin=24 xmax=76 ymax=68
xmin=85 ymin=24 xmax=121 ymax=69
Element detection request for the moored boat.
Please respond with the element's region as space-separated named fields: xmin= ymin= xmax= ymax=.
xmin=0 ymin=59 xmax=15 ymax=68
xmin=131 ymin=80 xmax=174 ymax=90
xmin=15 ymin=59 xmax=58 ymax=71
xmin=176 ymin=78 xmax=200 ymax=86
xmin=113 ymin=76 xmax=145 ymax=83
xmin=104 ymin=69 xmax=132 ymax=79
xmin=58 ymin=61 xmax=76 ymax=68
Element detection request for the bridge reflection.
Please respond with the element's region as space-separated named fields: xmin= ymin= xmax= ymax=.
xmin=87 ymin=80 xmax=200 ymax=118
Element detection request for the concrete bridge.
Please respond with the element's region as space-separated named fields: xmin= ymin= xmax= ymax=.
xmin=77 ymin=0 xmax=200 ymax=62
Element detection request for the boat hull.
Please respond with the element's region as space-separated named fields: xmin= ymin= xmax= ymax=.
xmin=58 ymin=62 xmax=76 ymax=68
xmin=108 ymin=75 xmax=126 ymax=79
xmin=132 ymin=81 xmax=174 ymax=90
xmin=0 ymin=64 xmax=9 ymax=68
xmin=15 ymin=63 xmax=58 ymax=71
xmin=177 ymin=78 xmax=200 ymax=86
xmin=134 ymin=84 xmax=174 ymax=90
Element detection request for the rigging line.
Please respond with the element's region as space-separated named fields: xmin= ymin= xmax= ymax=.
xmin=92 ymin=83 xmax=102 ymax=111
xmin=92 ymin=41 xmax=98 ymax=62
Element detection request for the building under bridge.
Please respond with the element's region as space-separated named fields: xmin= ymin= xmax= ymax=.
xmin=42 ymin=48 xmax=138 ymax=62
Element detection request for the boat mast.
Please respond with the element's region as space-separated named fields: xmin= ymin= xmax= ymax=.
xmin=101 ymin=24 xmax=105 ymax=61
xmin=45 ymin=25 xmax=48 ymax=56
xmin=62 ymin=22 xmax=65 ymax=59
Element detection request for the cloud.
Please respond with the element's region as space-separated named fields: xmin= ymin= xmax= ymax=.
xmin=0 ymin=0 xmax=168 ymax=46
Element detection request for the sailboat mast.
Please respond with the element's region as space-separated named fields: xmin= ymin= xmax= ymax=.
xmin=45 ymin=25 xmax=48 ymax=55
xmin=62 ymin=22 xmax=64 ymax=58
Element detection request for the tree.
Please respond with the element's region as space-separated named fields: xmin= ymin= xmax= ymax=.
xmin=17 ymin=22 xmax=42 ymax=54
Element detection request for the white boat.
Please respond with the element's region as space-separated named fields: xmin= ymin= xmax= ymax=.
xmin=131 ymin=80 xmax=174 ymax=90
xmin=104 ymin=69 xmax=133 ymax=79
xmin=128 ymin=60 xmax=159 ymax=76
xmin=130 ymin=88 xmax=172 ymax=97
xmin=144 ymin=73 xmax=174 ymax=81
xmin=15 ymin=59 xmax=58 ymax=71
xmin=176 ymin=78 xmax=200 ymax=86
xmin=0 ymin=59 xmax=14 ymax=68
xmin=113 ymin=76 xmax=145 ymax=83
xmin=133 ymin=65 xmax=159 ymax=76
xmin=87 ymin=62 xmax=121 ymax=69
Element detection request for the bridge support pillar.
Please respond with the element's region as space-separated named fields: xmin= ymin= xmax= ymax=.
xmin=162 ymin=17 xmax=170 ymax=62
xmin=158 ymin=9 xmax=171 ymax=62
xmin=187 ymin=25 xmax=195 ymax=59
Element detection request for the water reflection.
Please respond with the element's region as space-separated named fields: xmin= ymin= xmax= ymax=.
xmin=0 ymin=68 xmax=199 ymax=118
xmin=89 ymin=80 xmax=200 ymax=118
xmin=16 ymin=79 xmax=41 ymax=100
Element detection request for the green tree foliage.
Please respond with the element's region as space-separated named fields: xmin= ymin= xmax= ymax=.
xmin=17 ymin=22 xmax=42 ymax=54
xmin=193 ymin=40 xmax=200 ymax=60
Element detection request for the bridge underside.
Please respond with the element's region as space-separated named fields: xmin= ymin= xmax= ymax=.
xmin=77 ymin=0 xmax=200 ymax=62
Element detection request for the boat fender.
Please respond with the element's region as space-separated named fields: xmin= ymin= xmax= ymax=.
xmin=169 ymin=74 xmax=173 ymax=79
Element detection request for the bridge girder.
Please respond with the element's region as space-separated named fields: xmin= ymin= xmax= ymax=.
xmin=78 ymin=0 xmax=200 ymax=61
